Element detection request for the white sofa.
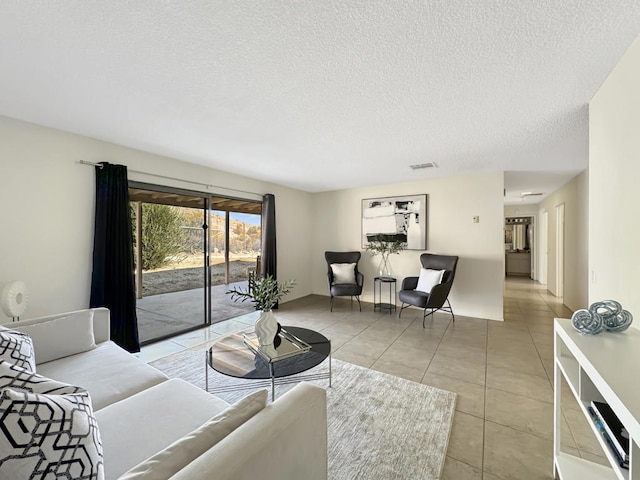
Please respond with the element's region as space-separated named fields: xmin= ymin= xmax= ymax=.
xmin=5 ymin=308 xmax=328 ymax=480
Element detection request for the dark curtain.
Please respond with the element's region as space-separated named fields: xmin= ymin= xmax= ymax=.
xmin=90 ymin=163 xmax=140 ymax=352
xmin=261 ymin=193 xmax=278 ymax=308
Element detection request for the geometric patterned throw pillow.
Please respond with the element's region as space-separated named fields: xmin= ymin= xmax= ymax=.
xmin=0 ymin=326 xmax=36 ymax=372
xmin=0 ymin=388 xmax=104 ymax=480
xmin=0 ymin=360 xmax=83 ymax=395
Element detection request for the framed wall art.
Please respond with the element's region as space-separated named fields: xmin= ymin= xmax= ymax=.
xmin=361 ymin=194 xmax=427 ymax=250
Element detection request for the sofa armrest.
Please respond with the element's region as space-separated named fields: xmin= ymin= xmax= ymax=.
xmin=170 ymin=382 xmax=328 ymax=480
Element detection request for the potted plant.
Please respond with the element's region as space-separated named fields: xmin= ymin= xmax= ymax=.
xmin=226 ymin=274 xmax=296 ymax=346
xmin=366 ymin=234 xmax=405 ymax=279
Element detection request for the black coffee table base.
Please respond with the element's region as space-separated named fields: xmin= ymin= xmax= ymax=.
xmin=205 ymin=356 xmax=331 ymax=401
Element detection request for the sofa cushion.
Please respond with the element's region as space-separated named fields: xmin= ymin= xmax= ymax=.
xmin=0 ymin=360 xmax=83 ymax=395
xmin=416 ymin=268 xmax=445 ymax=293
xmin=0 ymin=388 xmax=104 ymax=480
xmin=120 ymin=389 xmax=268 ymax=479
xmin=0 ymin=326 xmax=36 ymax=372
xmin=37 ymin=341 xmax=168 ymax=411
xmin=95 ymin=378 xmax=230 ymax=480
xmin=12 ymin=310 xmax=96 ymax=364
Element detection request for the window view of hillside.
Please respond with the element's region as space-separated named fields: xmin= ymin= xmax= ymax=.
xmin=132 ymin=205 xmax=261 ymax=296
xmin=210 ymin=211 xmax=261 ymax=253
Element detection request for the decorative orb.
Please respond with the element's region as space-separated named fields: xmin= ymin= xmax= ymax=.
xmin=605 ymin=309 xmax=633 ymax=332
xmin=571 ymin=309 xmax=604 ymax=335
xmin=589 ymin=300 xmax=622 ymax=324
xmin=588 ymin=300 xmax=633 ymax=333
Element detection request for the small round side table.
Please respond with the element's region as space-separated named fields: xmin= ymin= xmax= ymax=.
xmin=374 ymin=277 xmax=396 ymax=314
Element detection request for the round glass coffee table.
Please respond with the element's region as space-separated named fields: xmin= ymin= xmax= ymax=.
xmin=205 ymin=326 xmax=331 ymax=401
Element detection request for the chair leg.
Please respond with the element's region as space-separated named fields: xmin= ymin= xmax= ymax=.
xmin=330 ymin=296 xmax=334 ymax=312
xmin=422 ymin=308 xmax=436 ymax=328
xmin=399 ymin=303 xmax=414 ymax=319
xmin=356 ymin=295 xmax=361 ymax=312
xmin=446 ymin=298 xmax=455 ymax=322
xmin=436 ymin=299 xmax=455 ymax=322
xmin=420 ymin=300 xmax=455 ymax=327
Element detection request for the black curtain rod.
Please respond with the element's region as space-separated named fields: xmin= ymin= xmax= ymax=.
xmin=79 ymin=160 xmax=263 ymax=198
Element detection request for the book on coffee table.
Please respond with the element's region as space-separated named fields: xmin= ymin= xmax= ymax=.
xmin=243 ymin=328 xmax=311 ymax=362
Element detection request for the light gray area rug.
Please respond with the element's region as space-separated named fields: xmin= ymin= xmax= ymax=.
xmin=150 ymin=346 xmax=456 ymax=479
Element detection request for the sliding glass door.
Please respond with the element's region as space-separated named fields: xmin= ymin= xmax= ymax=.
xmin=208 ymin=197 xmax=262 ymax=324
xmin=130 ymin=184 xmax=209 ymax=344
xmin=130 ymin=183 xmax=262 ymax=344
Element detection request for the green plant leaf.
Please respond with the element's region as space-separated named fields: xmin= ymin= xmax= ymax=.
xmin=226 ymin=274 xmax=296 ymax=311
xmin=365 ymin=234 xmax=406 ymax=256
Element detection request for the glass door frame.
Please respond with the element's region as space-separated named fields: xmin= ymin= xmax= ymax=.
xmin=130 ymin=181 xmax=212 ymax=344
xmin=130 ymin=181 xmax=263 ymax=344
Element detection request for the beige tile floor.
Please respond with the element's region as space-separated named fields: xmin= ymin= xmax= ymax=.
xmin=140 ymin=277 xmax=606 ymax=480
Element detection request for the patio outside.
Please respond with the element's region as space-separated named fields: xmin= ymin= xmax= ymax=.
xmin=136 ymin=253 xmax=260 ymax=344
xmin=136 ymin=281 xmax=256 ymax=344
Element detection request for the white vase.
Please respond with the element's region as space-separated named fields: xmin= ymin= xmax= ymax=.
xmin=255 ymin=310 xmax=278 ymax=346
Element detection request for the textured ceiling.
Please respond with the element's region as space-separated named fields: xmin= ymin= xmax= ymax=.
xmin=1 ymin=2 xmax=639 ymax=197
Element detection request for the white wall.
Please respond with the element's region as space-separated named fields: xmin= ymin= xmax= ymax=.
xmin=537 ymin=171 xmax=589 ymax=311
xmin=504 ymin=204 xmax=538 ymax=217
xmin=312 ymin=172 xmax=505 ymax=321
xmin=589 ymin=34 xmax=640 ymax=327
xmin=0 ymin=116 xmax=313 ymax=321
xmin=0 ymin=115 xmax=506 ymax=323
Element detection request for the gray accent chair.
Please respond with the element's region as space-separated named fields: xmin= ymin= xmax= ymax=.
xmin=324 ymin=251 xmax=364 ymax=312
xmin=398 ymin=253 xmax=459 ymax=327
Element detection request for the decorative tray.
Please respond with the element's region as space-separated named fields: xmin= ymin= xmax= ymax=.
xmin=243 ymin=328 xmax=311 ymax=362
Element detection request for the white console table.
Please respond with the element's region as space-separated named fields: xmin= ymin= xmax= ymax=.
xmin=554 ymin=318 xmax=640 ymax=479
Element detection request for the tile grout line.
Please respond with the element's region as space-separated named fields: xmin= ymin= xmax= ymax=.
xmin=362 ymin=312 xmax=418 ymax=371
xmin=418 ymin=314 xmax=452 ymax=384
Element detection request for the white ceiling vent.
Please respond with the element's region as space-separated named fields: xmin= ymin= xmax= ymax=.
xmin=410 ymin=162 xmax=438 ymax=170
xmin=521 ymin=192 xmax=543 ymax=197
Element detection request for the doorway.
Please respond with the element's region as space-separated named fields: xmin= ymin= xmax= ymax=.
xmin=505 ymin=216 xmax=534 ymax=279
xmin=555 ymin=203 xmax=565 ymax=297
